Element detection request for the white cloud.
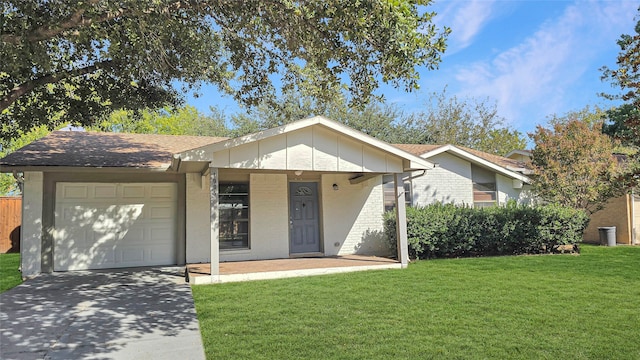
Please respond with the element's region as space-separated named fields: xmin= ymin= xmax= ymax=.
xmin=433 ymin=0 xmax=497 ymax=53
xmin=451 ymin=0 xmax=638 ymax=129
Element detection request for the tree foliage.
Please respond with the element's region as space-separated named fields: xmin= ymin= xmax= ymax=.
xmin=600 ymin=8 xmax=640 ymax=185
xmin=89 ymin=106 xmax=228 ymax=137
xmin=529 ymin=118 xmax=624 ymax=214
xmin=227 ymin=91 xmax=415 ymax=143
xmin=406 ymin=90 xmax=527 ymax=155
xmin=0 ymin=125 xmax=55 ymax=195
xmin=1 ymin=0 xmax=449 ymax=141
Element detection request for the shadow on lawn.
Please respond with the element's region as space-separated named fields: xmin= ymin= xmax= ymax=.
xmin=0 ymin=267 xmax=202 ymax=359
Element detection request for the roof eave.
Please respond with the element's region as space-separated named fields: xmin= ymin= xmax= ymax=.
xmin=0 ymin=165 xmax=172 ymax=173
xmin=420 ymin=145 xmax=531 ymax=183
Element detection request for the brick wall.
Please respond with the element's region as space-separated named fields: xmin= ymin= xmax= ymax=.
xmin=412 ymin=152 xmax=473 ymax=206
xmin=321 ymin=174 xmax=387 ymax=256
xmin=583 ymin=195 xmax=631 ymax=244
xmin=185 ymin=173 xmax=211 ymax=263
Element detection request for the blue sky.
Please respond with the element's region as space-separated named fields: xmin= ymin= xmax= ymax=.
xmin=187 ymin=0 xmax=638 ymax=138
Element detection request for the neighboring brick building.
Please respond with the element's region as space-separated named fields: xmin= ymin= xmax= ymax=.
xmin=583 ymin=193 xmax=639 ymax=245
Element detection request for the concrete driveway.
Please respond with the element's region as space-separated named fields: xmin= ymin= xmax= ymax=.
xmin=0 ymin=267 xmax=206 ymax=360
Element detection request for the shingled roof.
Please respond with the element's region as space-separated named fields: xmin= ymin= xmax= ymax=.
xmin=0 ymin=131 xmax=228 ymax=170
xmin=393 ymin=143 xmax=532 ymax=174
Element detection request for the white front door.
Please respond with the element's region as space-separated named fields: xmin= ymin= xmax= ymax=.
xmin=54 ymin=182 xmax=177 ymax=271
xmin=289 ymin=182 xmax=321 ymax=254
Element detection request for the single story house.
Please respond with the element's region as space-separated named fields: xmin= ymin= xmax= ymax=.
xmin=391 ymin=144 xmax=533 ymax=209
xmin=0 ymin=116 xmax=432 ymax=281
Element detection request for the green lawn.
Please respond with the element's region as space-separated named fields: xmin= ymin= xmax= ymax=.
xmin=0 ymin=253 xmax=22 ymax=292
xmin=193 ymin=245 xmax=640 ymax=359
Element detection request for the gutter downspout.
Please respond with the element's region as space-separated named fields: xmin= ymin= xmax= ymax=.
xmin=405 ymin=169 xmax=428 ymax=181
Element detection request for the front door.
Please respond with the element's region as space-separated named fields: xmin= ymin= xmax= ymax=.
xmin=289 ymin=182 xmax=321 ymax=254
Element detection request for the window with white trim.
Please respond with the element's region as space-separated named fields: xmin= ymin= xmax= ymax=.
xmin=471 ymin=164 xmax=497 ymax=208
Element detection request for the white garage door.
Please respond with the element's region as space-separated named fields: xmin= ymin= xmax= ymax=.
xmin=54 ymin=182 xmax=178 ymax=271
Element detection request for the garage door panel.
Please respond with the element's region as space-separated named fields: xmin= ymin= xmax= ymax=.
xmin=148 ymin=205 xmax=174 ymax=220
xmin=149 ymin=227 xmax=174 ymax=243
xmin=148 ymin=246 xmax=173 ymax=261
xmin=119 ymin=246 xmax=145 ymax=263
xmin=150 ymin=185 xmax=174 ymax=198
xmin=62 ymin=185 xmax=89 ymax=199
xmin=122 ymin=185 xmax=146 ymax=198
xmin=94 ymin=185 xmax=117 ymax=198
xmin=54 ymin=182 xmax=178 ymax=271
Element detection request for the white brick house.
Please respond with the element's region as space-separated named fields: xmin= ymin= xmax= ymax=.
xmin=0 ymin=116 xmax=432 ymax=281
xmin=390 ymin=144 xmax=533 ymax=209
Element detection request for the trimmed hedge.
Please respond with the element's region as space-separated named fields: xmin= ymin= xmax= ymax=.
xmin=384 ymin=202 xmax=589 ymax=260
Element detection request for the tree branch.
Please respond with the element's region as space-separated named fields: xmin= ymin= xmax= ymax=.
xmin=0 ymin=61 xmax=113 ymax=112
xmin=1 ymin=1 xmax=207 ymax=45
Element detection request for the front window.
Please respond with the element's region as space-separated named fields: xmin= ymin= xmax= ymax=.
xmin=219 ymin=183 xmax=250 ymax=250
xmin=471 ymin=164 xmax=497 ymax=208
xmin=382 ymin=174 xmax=412 ymax=211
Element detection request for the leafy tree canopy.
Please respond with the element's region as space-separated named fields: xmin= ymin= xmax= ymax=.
xmin=88 ymin=105 xmax=228 ymax=137
xmin=529 ymin=116 xmax=624 ymax=214
xmin=95 ymin=87 xmax=525 ymax=155
xmin=226 ymin=90 xmax=415 ymax=143
xmin=0 ymin=124 xmax=55 ymax=195
xmin=406 ymin=89 xmax=527 ymax=156
xmin=1 ymin=0 xmax=449 ymax=142
xmin=600 ymin=8 xmax=640 ymax=186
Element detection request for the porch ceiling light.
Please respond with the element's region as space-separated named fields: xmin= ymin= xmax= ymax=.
xmin=294 ymin=170 xmax=303 ymax=176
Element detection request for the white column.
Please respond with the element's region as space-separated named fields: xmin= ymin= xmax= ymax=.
xmin=394 ymin=173 xmax=409 ymax=268
xmin=209 ymin=167 xmax=220 ymax=282
xmin=21 ymin=172 xmax=44 ymax=278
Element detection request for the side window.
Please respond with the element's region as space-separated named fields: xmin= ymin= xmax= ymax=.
xmin=471 ymin=164 xmax=497 ymax=208
xmin=382 ymin=174 xmax=412 ymax=211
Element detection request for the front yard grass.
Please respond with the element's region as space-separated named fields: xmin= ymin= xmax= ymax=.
xmin=0 ymin=253 xmax=22 ymax=293
xmin=193 ymin=245 xmax=640 ymax=359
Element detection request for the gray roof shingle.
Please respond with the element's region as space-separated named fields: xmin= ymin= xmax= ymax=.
xmin=0 ymin=131 xmax=228 ymax=169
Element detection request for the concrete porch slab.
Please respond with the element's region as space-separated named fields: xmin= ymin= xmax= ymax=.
xmin=186 ymin=255 xmax=402 ymax=284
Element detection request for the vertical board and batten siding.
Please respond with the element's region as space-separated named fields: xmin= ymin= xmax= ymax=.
xmin=211 ymin=125 xmax=403 ymax=172
xmin=0 ymin=197 xmax=21 ymax=253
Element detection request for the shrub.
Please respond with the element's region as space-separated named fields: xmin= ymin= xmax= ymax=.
xmin=384 ymin=202 xmax=589 ymax=260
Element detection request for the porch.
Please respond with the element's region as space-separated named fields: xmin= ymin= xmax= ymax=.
xmin=186 ymin=255 xmax=401 ymax=284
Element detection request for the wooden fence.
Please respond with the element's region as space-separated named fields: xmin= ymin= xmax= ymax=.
xmin=0 ymin=197 xmax=21 ymax=253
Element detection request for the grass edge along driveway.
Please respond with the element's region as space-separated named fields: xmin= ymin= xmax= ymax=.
xmin=193 ymin=245 xmax=640 ymax=360
xmin=0 ymin=253 xmax=21 ymax=293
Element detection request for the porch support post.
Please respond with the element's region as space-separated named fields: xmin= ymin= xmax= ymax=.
xmin=209 ymin=166 xmax=220 ymax=282
xmin=394 ymin=173 xmax=409 ymax=268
